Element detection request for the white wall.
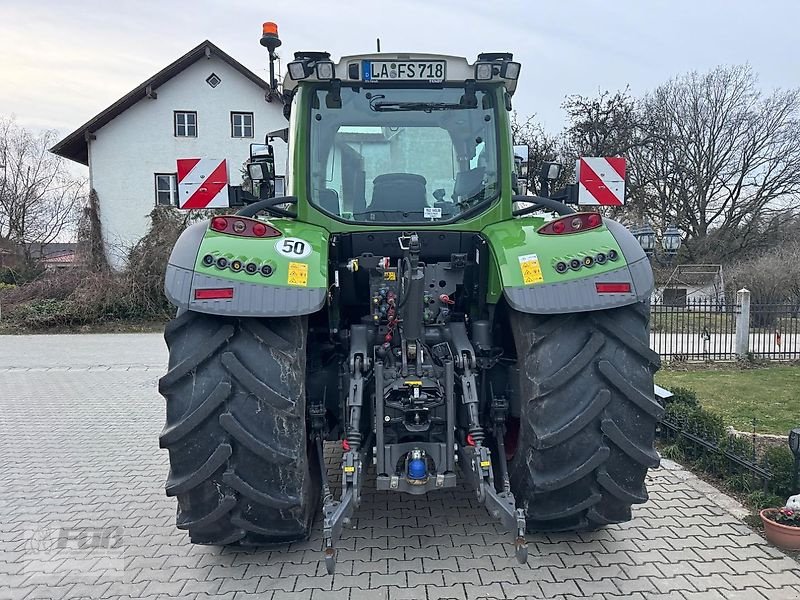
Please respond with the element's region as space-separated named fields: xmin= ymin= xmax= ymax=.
xmin=88 ymin=55 xmax=288 ymax=269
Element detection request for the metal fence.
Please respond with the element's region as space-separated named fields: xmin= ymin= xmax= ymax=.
xmin=749 ymin=301 xmax=800 ymax=360
xmin=651 ymin=298 xmax=739 ymax=360
xmin=650 ymin=294 xmax=800 ymax=361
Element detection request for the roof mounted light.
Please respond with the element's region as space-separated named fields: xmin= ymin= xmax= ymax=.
xmin=288 ymin=61 xmax=310 ymax=80
xmin=315 ymin=61 xmax=335 ymax=80
xmin=475 ymin=62 xmax=494 ymax=80
xmin=502 ymin=61 xmax=521 ymax=80
xmin=289 ymin=51 xmax=333 ymax=81
xmin=474 ymin=52 xmax=519 ymax=82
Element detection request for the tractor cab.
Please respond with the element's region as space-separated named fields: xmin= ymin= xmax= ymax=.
xmin=257 ymin=51 xmax=522 ymax=226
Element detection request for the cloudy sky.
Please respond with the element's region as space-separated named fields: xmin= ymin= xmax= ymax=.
xmin=2 ymin=0 xmax=799 ymax=167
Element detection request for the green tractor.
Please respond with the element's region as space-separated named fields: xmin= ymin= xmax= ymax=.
xmin=159 ymin=25 xmax=663 ymax=573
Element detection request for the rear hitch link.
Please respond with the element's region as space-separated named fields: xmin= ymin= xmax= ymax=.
xmin=316 ymin=354 xmax=368 ymax=575
xmin=459 ymin=360 xmax=528 ymax=563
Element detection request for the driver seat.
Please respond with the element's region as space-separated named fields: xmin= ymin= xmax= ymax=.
xmin=370 ymin=173 xmax=427 ymax=212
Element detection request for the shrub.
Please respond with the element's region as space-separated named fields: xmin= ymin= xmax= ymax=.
xmin=747 ymin=491 xmax=786 ymax=510
xmin=0 ymin=263 xmax=45 ymax=285
xmin=660 ymin=443 xmax=684 ymax=462
xmin=725 ymin=473 xmax=757 ymax=494
xmin=763 ymin=445 xmax=796 ymax=499
xmin=667 ymin=386 xmax=699 ymax=408
xmin=1 ymin=207 xmax=189 ymax=330
xmin=665 ymin=401 xmax=726 ymax=441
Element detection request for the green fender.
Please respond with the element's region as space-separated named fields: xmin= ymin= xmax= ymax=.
xmin=164 ymin=218 xmax=329 ymax=317
xmin=481 ymin=216 xmax=654 ymax=314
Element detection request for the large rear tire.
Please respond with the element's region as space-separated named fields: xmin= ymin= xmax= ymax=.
xmin=509 ymin=301 xmax=663 ymax=532
xmin=159 ymin=311 xmax=318 ymax=545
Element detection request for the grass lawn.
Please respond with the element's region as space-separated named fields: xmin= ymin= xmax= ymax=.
xmin=655 ymin=365 xmax=800 ymax=435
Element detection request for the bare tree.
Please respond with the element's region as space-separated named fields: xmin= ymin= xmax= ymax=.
xmin=562 ymin=89 xmax=642 ymax=158
xmin=0 ymin=118 xmax=85 ymax=262
xmin=632 ymin=65 xmax=800 ymax=261
xmin=509 ymin=112 xmax=567 ymax=193
xmin=560 ymin=89 xmax=649 ymax=222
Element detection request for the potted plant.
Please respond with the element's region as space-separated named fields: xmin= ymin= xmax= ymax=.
xmin=760 ymin=506 xmax=800 ymax=550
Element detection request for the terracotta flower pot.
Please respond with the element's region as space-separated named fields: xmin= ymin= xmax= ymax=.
xmin=760 ymin=509 xmax=800 ymax=550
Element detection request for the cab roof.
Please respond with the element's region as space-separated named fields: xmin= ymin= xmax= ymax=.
xmin=282 ymin=52 xmax=519 ymax=95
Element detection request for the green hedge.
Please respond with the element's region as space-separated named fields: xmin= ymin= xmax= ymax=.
xmin=660 ymin=388 xmax=796 ymax=506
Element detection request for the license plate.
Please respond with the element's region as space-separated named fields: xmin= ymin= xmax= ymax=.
xmin=363 ymin=60 xmax=446 ymax=82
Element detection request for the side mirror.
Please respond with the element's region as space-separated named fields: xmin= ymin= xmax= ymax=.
xmin=250 ymin=142 xmax=273 ymax=160
xmin=247 ymin=160 xmax=273 ymax=182
xmin=540 ymin=161 xmax=563 ymax=181
xmin=513 ymin=144 xmax=529 ymax=179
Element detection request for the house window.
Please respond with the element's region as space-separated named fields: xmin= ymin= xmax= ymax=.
xmin=231 ymin=112 xmax=254 ymax=138
xmin=662 ymin=287 xmax=688 ymax=307
xmin=155 ymin=173 xmax=178 ymax=206
xmin=174 ymin=111 xmax=197 ymax=137
xmin=206 ymin=73 xmax=221 ymax=88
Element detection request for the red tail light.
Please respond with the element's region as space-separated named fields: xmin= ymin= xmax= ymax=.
xmin=595 ymin=282 xmax=632 ymax=294
xmin=538 ymin=212 xmax=603 ymax=235
xmin=209 ymin=217 xmax=281 ymax=238
xmin=194 ymin=288 xmax=234 ymax=300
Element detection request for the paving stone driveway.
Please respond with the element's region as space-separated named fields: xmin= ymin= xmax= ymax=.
xmin=1 ymin=333 xmax=799 ymax=600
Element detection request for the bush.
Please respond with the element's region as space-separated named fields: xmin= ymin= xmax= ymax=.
xmin=1 ymin=207 xmax=189 ymax=330
xmin=658 ymin=383 xmax=798 ymax=513
xmin=763 ymin=445 xmax=796 ymax=499
xmin=747 ymin=490 xmax=786 ymax=510
xmin=726 ymin=240 xmax=800 ymax=323
xmin=665 ymin=401 xmax=726 ymax=440
xmin=0 ymin=263 xmax=45 ymax=285
xmin=667 ymin=386 xmax=699 ymax=408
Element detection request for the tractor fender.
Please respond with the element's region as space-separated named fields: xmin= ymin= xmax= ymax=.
xmin=164 ymin=219 xmax=328 ymax=317
xmin=484 ymin=216 xmax=654 ymax=314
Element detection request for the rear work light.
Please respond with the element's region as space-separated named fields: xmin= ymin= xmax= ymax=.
xmin=209 ymin=216 xmax=281 ymax=238
xmin=194 ymin=288 xmax=234 ymax=300
xmin=595 ymin=282 xmax=632 ymax=294
xmin=538 ymin=212 xmax=602 ymax=235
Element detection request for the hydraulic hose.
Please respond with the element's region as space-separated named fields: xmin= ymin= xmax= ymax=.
xmin=511 ymin=195 xmax=575 ymax=217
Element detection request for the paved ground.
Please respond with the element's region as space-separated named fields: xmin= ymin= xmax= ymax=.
xmin=1 ymin=333 xmax=799 ymax=600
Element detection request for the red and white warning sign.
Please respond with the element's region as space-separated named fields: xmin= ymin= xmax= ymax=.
xmin=177 ymin=158 xmax=229 ymax=209
xmin=576 ymin=157 xmax=626 ymax=206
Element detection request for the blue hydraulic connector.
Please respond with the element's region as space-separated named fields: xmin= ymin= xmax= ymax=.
xmin=407 ymin=450 xmax=427 ymax=480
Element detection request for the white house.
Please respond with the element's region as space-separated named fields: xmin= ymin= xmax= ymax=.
xmin=52 ymin=40 xmax=288 ymax=269
xmin=653 ymin=264 xmax=726 ymax=307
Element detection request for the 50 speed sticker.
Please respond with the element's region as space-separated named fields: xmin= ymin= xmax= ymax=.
xmin=519 ymin=253 xmax=544 ymax=285
xmin=276 ymin=237 xmax=312 ymax=259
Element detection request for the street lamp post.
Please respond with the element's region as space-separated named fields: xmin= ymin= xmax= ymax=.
xmin=633 ymin=221 xmax=681 ymax=266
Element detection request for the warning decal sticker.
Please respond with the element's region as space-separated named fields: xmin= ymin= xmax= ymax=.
xmin=287 ymin=262 xmax=309 ymax=287
xmin=519 ymin=253 xmax=544 ymax=285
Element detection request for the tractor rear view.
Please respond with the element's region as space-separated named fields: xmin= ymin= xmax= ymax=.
xmin=159 ymin=23 xmax=663 ymax=574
